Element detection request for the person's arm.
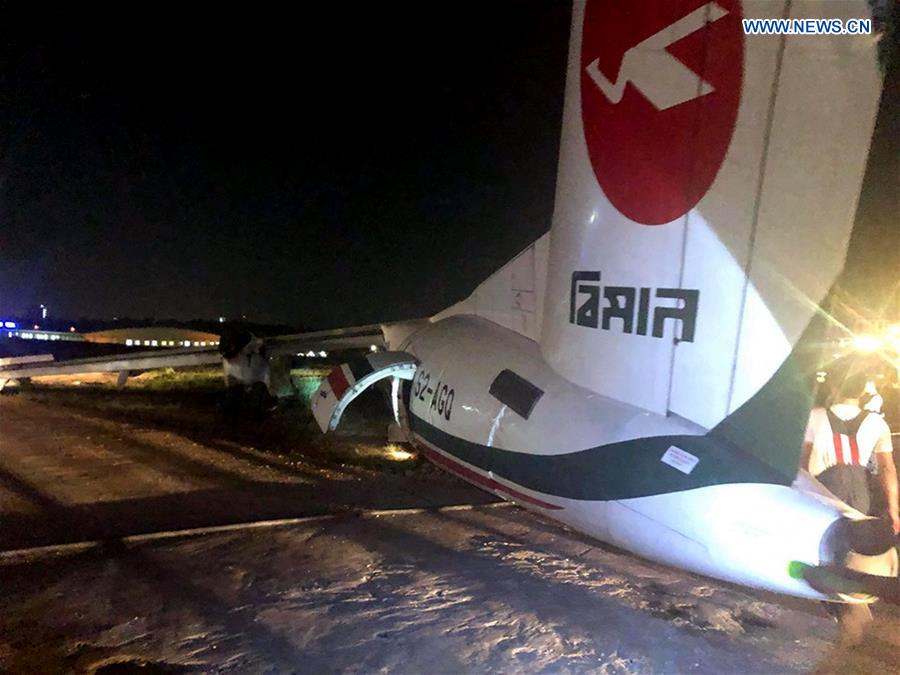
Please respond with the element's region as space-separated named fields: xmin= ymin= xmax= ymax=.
xmin=875 ymin=452 xmax=899 ymax=534
xmin=800 ymin=410 xmax=817 ymax=473
xmin=873 ymin=419 xmax=899 ymax=533
xmin=800 ymin=442 xmax=813 ymax=473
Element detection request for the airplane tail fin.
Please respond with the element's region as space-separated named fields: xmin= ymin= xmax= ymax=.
xmin=539 ymin=0 xmax=886 ymax=439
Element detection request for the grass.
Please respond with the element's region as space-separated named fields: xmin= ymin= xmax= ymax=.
xmin=11 ymin=365 xmax=423 ymax=473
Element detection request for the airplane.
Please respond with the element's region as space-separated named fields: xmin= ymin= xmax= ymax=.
xmin=1 ymin=0 xmax=897 ymax=611
xmin=311 ymin=0 xmax=900 ymax=608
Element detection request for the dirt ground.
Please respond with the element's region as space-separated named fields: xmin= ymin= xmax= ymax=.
xmin=1 ymin=385 xmax=898 ymax=674
xmin=0 ymin=389 xmax=492 ymax=551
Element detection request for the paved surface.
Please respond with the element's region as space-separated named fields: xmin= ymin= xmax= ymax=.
xmin=0 ymin=396 xmax=491 ymax=550
xmin=0 ymin=396 xmax=898 ymax=674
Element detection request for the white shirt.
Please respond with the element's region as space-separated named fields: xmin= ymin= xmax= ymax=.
xmin=804 ymin=403 xmax=892 ymax=477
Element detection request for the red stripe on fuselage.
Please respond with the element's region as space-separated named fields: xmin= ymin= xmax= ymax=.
xmin=327 ymin=366 xmax=351 ymax=399
xmin=416 ymin=439 xmax=562 ymax=511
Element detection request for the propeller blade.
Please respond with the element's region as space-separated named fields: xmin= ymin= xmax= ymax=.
xmin=790 ymin=561 xmax=900 ymax=604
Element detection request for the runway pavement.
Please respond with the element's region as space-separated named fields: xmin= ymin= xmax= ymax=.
xmin=1 ymin=395 xmax=897 ymax=674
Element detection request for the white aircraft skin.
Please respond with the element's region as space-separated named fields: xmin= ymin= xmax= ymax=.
xmin=392 ymin=315 xmax=877 ymax=602
xmin=314 ymin=0 xmax=897 ymax=604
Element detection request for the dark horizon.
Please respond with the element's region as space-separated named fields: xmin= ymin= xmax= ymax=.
xmin=1 ymin=2 xmax=570 ymax=328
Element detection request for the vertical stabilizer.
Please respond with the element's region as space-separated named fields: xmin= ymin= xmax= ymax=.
xmin=541 ymin=0 xmax=884 ymax=428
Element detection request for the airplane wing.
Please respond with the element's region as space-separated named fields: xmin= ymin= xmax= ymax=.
xmin=0 ymin=323 xmax=389 ymax=388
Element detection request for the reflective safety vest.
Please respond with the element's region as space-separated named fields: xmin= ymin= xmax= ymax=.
xmin=825 ymin=408 xmax=870 ymax=466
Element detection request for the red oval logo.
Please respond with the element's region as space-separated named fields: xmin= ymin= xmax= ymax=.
xmin=581 ymin=0 xmax=743 ymax=225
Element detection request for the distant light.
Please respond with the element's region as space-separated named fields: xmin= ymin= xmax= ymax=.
xmin=369 ymin=344 xmax=378 ymax=352
xmin=852 ymin=334 xmax=881 ymax=353
xmin=151 ymin=340 xmax=158 ymax=346
xmin=33 ymin=324 xmax=39 ymax=330
xmin=126 ymin=339 xmax=133 ymax=346
xmin=185 ymin=340 xmax=192 ymax=347
xmin=319 ymin=350 xmax=327 ymax=358
xmin=69 ymin=326 xmax=76 ymax=332
xmin=2 ymin=321 xmax=16 ymax=329
xmin=40 ymin=304 xmax=47 ymax=319
xmin=218 ymin=316 xmax=225 ymax=323
xmin=306 ymin=350 xmax=316 ymax=357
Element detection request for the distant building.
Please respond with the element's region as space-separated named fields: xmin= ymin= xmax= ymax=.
xmin=83 ymin=327 xmax=220 ymax=348
xmin=2 ymin=327 xmax=83 ymax=343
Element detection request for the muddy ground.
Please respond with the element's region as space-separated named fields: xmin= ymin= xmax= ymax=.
xmin=0 ymin=378 xmax=898 ymax=674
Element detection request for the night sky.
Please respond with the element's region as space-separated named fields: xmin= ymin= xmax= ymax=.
xmin=1 ymin=2 xmax=570 ymax=328
xmin=2 ymin=3 xmax=896 ymax=330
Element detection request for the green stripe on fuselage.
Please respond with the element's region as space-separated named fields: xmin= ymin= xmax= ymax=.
xmin=411 ymin=414 xmax=787 ymax=502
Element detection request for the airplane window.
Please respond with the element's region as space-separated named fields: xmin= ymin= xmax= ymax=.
xmin=489 ymin=369 xmax=544 ymax=420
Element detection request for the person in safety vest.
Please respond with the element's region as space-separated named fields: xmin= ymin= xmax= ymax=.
xmin=802 ymin=372 xmax=899 ymax=534
xmin=801 ymin=372 xmax=899 ymax=645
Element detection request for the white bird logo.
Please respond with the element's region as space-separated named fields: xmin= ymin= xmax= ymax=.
xmin=585 ymin=2 xmax=729 ymax=111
